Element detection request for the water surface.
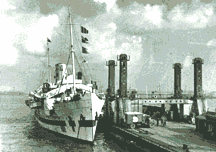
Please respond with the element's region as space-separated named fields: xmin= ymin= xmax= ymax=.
xmin=0 ymin=95 xmax=126 ymax=152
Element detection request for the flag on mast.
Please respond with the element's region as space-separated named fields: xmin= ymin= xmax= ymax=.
xmin=81 ymin=26 xmax=89 ymax=54
xmin=82 ymin=47 xmax=89 ymax=54
xmin=81 ymin=26 xmax=88 ymax=34
xmin=47 ymin=38 xmax=51 ymax=43
xmin=81 ymin=36 xmax=88 ymax=44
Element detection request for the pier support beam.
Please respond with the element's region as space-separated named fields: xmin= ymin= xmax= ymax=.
xmin=180 ymin=104 xmax=184 ymax=120
xmin=116 ymin=97 xmax=119 ymax=125
xmin=117 ymin=54 xmax=130 ymax=97
xmin=117 ymin=98 xmax=124 ymax=125
xmin=172 ymin=63 xmax=183 ymax=121
xmin=161 ymin=104 xmax=165 ymax=112
xmin=106 ymin=60 xmax=117 ymax=119
xmin=117 ymin=54 xmax=130 ymax=125
xmin=191 ymin=58 xmax=204 ymax=116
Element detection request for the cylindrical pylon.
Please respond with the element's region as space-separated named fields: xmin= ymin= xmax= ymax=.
xmin=106 ymin=60 xmax=117 ymax=118
xmin=117 ymin=54 xmax=130 ymax=97
xmin=171 ymin=63 xmax=183 ymax=121
xmin=192 ymin=58 xmax=204 ymax=99
xmin=106 ymin=60 xmax=117 ymax=97
xmin=173 ymin=63 xmax=183 ymax=98
xmin=191 ymin=57 xmax=204 ymax=116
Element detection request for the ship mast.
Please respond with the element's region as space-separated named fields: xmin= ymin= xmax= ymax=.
xmin=68 ymin=9 xmax=76 ymax=92
xmin=47 ymin=38 xmax=51 ymax=83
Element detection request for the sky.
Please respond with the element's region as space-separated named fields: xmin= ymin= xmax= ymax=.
xmin=1 ymin=0 xmax=216 ymax=94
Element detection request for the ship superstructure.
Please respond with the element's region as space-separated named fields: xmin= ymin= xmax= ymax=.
xmin=25 ymin=9 xmax=105 ymax=142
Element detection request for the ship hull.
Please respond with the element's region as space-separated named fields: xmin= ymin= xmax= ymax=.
xmin=32 ymin=92 xmax=105 ymax=142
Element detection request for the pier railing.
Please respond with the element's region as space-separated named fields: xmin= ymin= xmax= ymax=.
xmin=136 ymin=94 xmax=174 ymax=99
xmin=136 ymin=93 xmax=193 ymax=99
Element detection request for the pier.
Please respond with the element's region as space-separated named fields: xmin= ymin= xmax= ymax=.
xmin=100 ymin=54 xmax=216 ymax=151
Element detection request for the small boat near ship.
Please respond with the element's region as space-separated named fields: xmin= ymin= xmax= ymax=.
xmin=25 ymin=9 xmax=105 ymax=142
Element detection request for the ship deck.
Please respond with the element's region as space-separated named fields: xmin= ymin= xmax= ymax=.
xmin=112 ymin=121 xmax=216 ymax=151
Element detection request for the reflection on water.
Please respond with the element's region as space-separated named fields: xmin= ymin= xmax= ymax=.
xmin=0 ymin=95 xmax=125 ymax=152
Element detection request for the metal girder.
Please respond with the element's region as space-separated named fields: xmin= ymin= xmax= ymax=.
xmin=139 ymin=99 xmax=193 ymax=104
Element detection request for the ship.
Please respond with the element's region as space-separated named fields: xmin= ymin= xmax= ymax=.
xmin=25 ymin=9 xmax=105 ymax=142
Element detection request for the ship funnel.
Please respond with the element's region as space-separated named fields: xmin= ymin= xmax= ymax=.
xmin=117 ymin=54 xmax=130 ymax=97
xmin=77 ymin=72 xmax=82 ymax=80
xmin=173 ymin=63 xmax=183 ymax=98
xmin=106 ymin=60 xmax=117 ymax=97
xmin=192 ymin=58 xmax=204 ymax=98
xmin=55 ymin=63 xmax=67 ymax=84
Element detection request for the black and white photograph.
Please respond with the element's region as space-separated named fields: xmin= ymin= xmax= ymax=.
xmin=1 ymin=0 xmax=216 ymax=151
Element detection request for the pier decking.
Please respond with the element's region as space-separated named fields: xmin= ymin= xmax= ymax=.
xmin=110 ymin=121 xmax=216 ymax=151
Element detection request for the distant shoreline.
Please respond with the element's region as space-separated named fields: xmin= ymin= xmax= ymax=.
xmin=0 ymin=91 xmax=27 ymax=95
